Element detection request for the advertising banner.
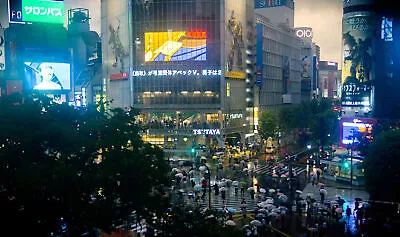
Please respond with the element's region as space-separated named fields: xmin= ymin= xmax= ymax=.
xmin=341 ymin=13 xmax=375 ymax=108
xmin=24 ymin=62 xmax=71 ymax=90
xmin=255 ymin=23 xmax=263 ymax=86
xmin=0 ymin=28 xmax=5 ymax=70
xmin=145 ymin=31 xmax=207 ymax=62
xmin=21 ymin=0 xmax=64 ymax=24
xmin=255 ymin=0 xmax=287 ymax=9
xmin=339 ymin=117 xmax=376 ymax=148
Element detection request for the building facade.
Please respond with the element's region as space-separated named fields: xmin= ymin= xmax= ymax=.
xmin=255 ymin=13 xmax=302 ymax=113
xmin=318 ymin=61 xmax=339 ymax=100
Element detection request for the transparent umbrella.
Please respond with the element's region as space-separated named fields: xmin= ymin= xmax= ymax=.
xmin=226 ymin=220 xmax=236 ymax=226
xmin=250 ymin=220 xmax=262 ymax=226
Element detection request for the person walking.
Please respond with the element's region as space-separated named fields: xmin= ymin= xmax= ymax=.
xmin=214 ymin=183 xmax=219 ymax=195
xmin=221 ymin=188 xmax=226 ymax=204
xmin=241 ymin=185 xmax=245 ymax=196
xmin=241 ymin=199 xmax=247 ymax=218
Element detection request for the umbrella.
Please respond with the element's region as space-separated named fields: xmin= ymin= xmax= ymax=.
xmin=272 ymin=174 xmax=279 ymax=177
xmin=232 ymin=181 xmax=239 ymax=186
xmin=190 ymin=177 xmax=196 ymax=181
xmin=330 ymin=200 xmax=338 ymax=205
xmin=296 ymin=190 xmax=302 ymax=194
xmin=306 ymin=193 xmax=314 ymax=197
xmin=279 ymin=206 xmax=288 ymax=212
xmin=258 ymin=208 xmax=268 ymax=214
xmin=175 ymin=173 xmax=183 ymax=177
xmin=355 ymin=198 xmax=363 ymax=202
xmin=248 ymin=187 xmax=255 ymax=191
xmin=200 ymin=156 xmax=207 ymax=160
xmin=225 ymin=179 xmax=233 ymax=184
xmin=234 ymin=164 xmax=240 ymax=167
xmin=335 ymin=207 xmax=343 ymax=213
xmin=240 ymin=181 xmax=247 ymax=185
xmin=279 ymin=195 xmax=288 ymax=202
xmin=256 ymin=213 xmax=266 ymax=219
xmin=318 ymin=182 xmax=324 ymax=186
xmin=219 ymin=187 xmax=226 ymax=191
xmin=178 ymin=189 xmax=185 ymax=193
xmin=361 ymin=202 xmax=371 ymax=207
xmin=269 ymin=189 xmax=276 ymax=193
xmin=320 ymin=189 xmax=328 ymax=195
xmin=255 ymin=183 xmax=261 ymax=187
xmin=226 ymin=220 xmax=236 ymax=226
xmin=171 ymin=168 xmax=180 ymax=172
xmin=189 ymin=170 xmax=195 ymax=175
xmin=272 ymin=208 xmax=281 ymax=213
xmin=227 ymin=208 xmax=237 ymax=213
xmin=265 ymin=199 xmax=274 ymax=204
xmin=265 ymin=204 xmax=275 ymax=210
xmin=277 ymin=192 xmax=284 ymax=196
xmin=250 ymin=220 xmax=262 ymax=226
xmin=243 ymin=168 xmax=249 ymax=172
xmin=281 ymin=174 xmax=287 ymax=178
xmin=260 ymin=188 xmax=266 ymax=193
xmin=199 ymin=166 xmax=206 ymax=171
xmin=194 ymin=184 xmax=202 ymax=191
xmin=268 ymin=212 xmax=279 ymax=217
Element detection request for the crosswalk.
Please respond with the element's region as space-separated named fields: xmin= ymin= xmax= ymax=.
xmin=175 ymin=186 xmax=260 ymax=212
xmin=254 ymin=164 xmax=306 ymax=177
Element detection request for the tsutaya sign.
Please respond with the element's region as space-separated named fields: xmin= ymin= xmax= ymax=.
xmin=22 ymin=0 xmax=64 ymax=24
xmin=193 ymin=129 xmax=221 ymax=135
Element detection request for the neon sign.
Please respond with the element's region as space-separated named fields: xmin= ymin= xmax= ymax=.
xmin=193 ymin=129 xmax=221 ymax=135
xmin=132 ymin=68 xmax=222 ymax=77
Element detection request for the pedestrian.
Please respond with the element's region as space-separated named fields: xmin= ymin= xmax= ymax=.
xmin=191 ymin=179 xmax=195 ymax=188
xmin=320 ymin=191 xmax=325 ymax=204
xmin=201 ymin=179 xmax=207 ymax=192
xmin=241 ymin=199 xmax=247 ymax=217
xmin=337 ymin=196 xmax=345 ymax=207
xmin=241 ymin=185 xmax=245 ymax=196
xmin=250 ymin=189 xmax=255 ymax=200
xmin=346 ymin=205 xmax=352 ymax=219
xmin=221 ymin=189 xmax=226 ymax=204
xmin=311 ymin=174 xmax=316 ymax=186
xmin=235 ymin=185 xmax=239 ymax=195
xmin=214 ymin=183 xmax=219 ymax=195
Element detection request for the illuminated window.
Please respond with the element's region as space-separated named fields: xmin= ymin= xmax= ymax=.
xmin=381 ymin=17 xmax=393 ymax=42
xmin=226 ymin=83 xmax=231 ymax=97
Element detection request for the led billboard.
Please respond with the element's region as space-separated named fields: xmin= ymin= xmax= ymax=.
xmin=340 ymin=118 xmax=376 ymax=148
xmin=10 ymin=0 xmax=65 ymax=24
xmin=144 ymin=31 xmax=207 ymax=62
xmin=24 ymin=62 xmax=71 ymax=91
xmin=341 ymin=13 xmax=375 ymax=108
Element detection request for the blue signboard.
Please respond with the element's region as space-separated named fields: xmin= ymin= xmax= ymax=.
xmin=255 ymin=23 xmax=263 ymax=86
xmin=255 ymin=0 xmax=288 ymax=9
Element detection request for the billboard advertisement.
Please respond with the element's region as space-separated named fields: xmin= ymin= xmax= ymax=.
xmin=340 ymin=117 xmax=376 ymax=148
xmin=24 ymin=62 xmax=71 ymax=91
xmin=341 ymin=12 xmax=375 ymax=108
xmin=144 ymin=31 xmax=207 ymax=62
xmin=0 ymin=29 xmax=5 ymax=70
xmin=22 ymin=0 xmax=64 ymax=24
xmin=9 ymin=0 xmax=64 ymax=24
xmin=256 ymin=23 xmax=263 ymax=86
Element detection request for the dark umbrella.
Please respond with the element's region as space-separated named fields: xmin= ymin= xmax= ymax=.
xmin=355 ymin=198 xmax=362 ymax=202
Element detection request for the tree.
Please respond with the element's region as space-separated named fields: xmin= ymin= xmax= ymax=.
xmin=0 ymin=94 xmax=171 ymax=236
xmin=365 ymin=129 xmax=400 ymax=202
xmin=259 ymin=110 xmax=278 ymax=139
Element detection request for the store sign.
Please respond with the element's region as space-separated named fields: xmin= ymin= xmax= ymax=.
xmin=193 ymin=129 xmax=221 ymax=135
xmin=22 ymin=0 xmax=64 ymax=24
xmin=133 ymin=68 xmax=222 ymax=77
xmin=255 ymin=0 xmax=287 ymax=8
xmin=229 ymin=113 xmax=243 ymax=119
xmin=0 ymin=29 xmax=5 ymax=70
xmin=295 ymin=28 xmax=313 ymax=38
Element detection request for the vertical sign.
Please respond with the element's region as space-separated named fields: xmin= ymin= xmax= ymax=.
xmin=255 ymin=23 xmax=263 ymax=86
xmin=341 ymin=12 xmax=375 ymax=108
xmin=312 ymin=56 xmax=317 ymax=90
xmin=0 ymin=28 xmax=5 ymax=70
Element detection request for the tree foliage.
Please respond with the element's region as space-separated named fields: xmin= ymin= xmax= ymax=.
xmin=365 ymin=129 xmax=400 ymax=202
xmin=0 ymin=94 xmax=171 ymax=236
xmin=259 ymin=110 xmax=278 ymax=139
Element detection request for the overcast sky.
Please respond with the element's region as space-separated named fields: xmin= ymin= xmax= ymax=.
xmin=65 ymin=0 xmax=343 ymax=64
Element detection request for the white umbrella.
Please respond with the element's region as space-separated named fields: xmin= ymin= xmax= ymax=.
xmin=243 ymin=168 xmax=249 ymax=172
xmin=268 ymin=212 xmax=279 ymax=217
xmin=194 ymin=184 xmax=202 ymax=191
xmin=320 ymin=189 xmax=328 ymax=195
xmin=199 ymin=166 xmax=206 ymax=171
xmin=272 ymin=208 xmax=281 ymax=213
xmin=269 ymin=189 xmax=276 ymax=193
xmin=296 ymin=190 xmax=302 ymax=194
xmin=265 ymin=204 xmax=275 ymax=210
xmin=226 ymin=220 xmax=236 ymax=226
xmin=260 ymin=188 xmax=267 ymax=193
xmin=250 ymin=220 xmax=262 ymax=226
xmin=201 ymin=156 xmax=207 ymax=160
xmin=258 ymin=208 xmax=268 ymax=214
xmin=306 ymin=193 xmax=314 ymax=197
xmin=225 ymin=179 xmax=232 ymax=184
xmin=190 ymin=177 xmax=196 ymax=181
xmin=279 ymin=195 xmax=288 ymax=202
xmin=189 ymin=170 xmax=195 ymax=175
xmin=232 ymin=181 xmax=239 ymax=186
xmin=171 ymin=168 xmax=180 ymax=172
xmin=265 ymin=199 xmax=274 ymax=204
xmin=272 ymin=174 xmax=278 ymax=177
xmin=219 ymin=187 xmax=226 ymax=191
xmin=175 ymin=173 xmax=183 ymax=177
xmin=248 ymin=187 xmax=255 ymax=191
xmin=279 ymin=206 xmax=288 ymax=212
xmin=281 ymin=174 xmax=287 ymax=178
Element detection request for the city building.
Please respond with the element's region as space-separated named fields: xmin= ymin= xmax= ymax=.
xmin=341 ymin=0 xmax=400 ymax=119
xmin=0 ymin=1 xmax=100 ymax=106
xmin=102 ymin=0 xmax=255 ymax=156
xmin=318 ymin=61 xmax=339 ymax=99
xmin=254 ymin=13 xmax=302 ymax=113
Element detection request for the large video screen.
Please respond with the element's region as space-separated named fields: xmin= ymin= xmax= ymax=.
xmin=341 ymin=13 xmax=375 ymax=109
xmin=340 ymin=118 xmax=376 ymax=147
xmin=24 ymin=62 xmax=71 ymax=91
xmin=145 ymin=31 xmax=207 ymax=62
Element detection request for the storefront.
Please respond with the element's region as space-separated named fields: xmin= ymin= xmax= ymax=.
xmin=320 ymin=155 xmax=365 ymax=186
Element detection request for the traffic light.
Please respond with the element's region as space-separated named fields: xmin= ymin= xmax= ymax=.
xmin=191 ymin=148 xmax=195 ymax=153
xmin=344 ymin=162 xmax=350 ymax=168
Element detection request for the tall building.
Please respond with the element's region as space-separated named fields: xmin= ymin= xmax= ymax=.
xmin=254 ymin=0 xmax=294 ymax=28
xmin=255 ymin=13 xmax=302 ymax=113
xmin=318 ymin=61 xmax=339 ymax=99
xmin=341 ymin=0 xmax=400 ymax=119
xmin=102 ymin=0 xmax=255 ymax=155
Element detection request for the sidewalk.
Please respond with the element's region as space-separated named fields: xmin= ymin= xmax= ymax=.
xmin=320 ymin=178 xmax=366 ymax=191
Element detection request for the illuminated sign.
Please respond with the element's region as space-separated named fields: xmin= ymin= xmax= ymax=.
xmin=228 ymin=113 xmax=243 ymax=119
xmin=9 ymin=0 xmax=23 ymax=23
xmin=133 ymin=68 xmax=222 ymax=77
xmin=255 ymin=0 xmax=288 ymax=8
xmin=21 ymin=0 xmax=64 ymax=24
xmin=340 ymin=117 xmax=376 ymax=147
xmin=0 ymin=29 xmax=5 ymax=71
xmin=110 ymin=72 xmax=129 ymax=81
xmin=145 ymin=31 xmax=207 ymax=62
xmin=24 ymin=62 xmax=71 ymax=90
xmin=225 ymin=71 xmax=246 ymax=79
xmin=341 ymin=13 xmax=375 ymax=109
xmin=193 ymin=129 xmax=221 ymax=135
xmin=295 ymin=28 xmax=313 ymax=38
xmin=381 ymin=17 xmax=393 ymax=42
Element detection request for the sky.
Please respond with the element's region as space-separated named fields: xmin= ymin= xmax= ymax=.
xmin=294 ymin=0 xmax=343 ymax=65
xmin=65 ymin=0 xmax=343 ymax=65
